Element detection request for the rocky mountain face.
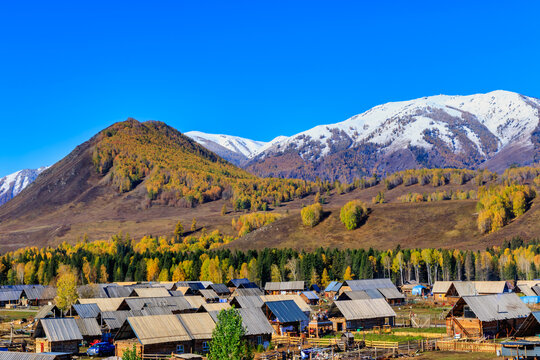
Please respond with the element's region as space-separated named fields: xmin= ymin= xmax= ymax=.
xmin=0 ymin=167 xmax=48 ymax=206
xmin=245 ymin=90 xmax=540 ymax=181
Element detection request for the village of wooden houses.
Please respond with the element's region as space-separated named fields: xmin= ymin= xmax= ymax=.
xmin=0 ymin=279 xmax=538 ymax=360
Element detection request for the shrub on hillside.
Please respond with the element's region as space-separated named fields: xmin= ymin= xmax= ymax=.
xmin=340 ymin=200 xmax=368 ymax=230
xmin=301 ymin=203 xmax=323 ymax=227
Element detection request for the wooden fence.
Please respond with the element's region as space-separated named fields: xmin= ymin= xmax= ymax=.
xmin=436 ymin=339 xmax=502 ymax=353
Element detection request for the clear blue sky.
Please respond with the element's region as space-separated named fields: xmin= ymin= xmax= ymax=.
xmin=1 ymin=1 xmax=539 ymax=176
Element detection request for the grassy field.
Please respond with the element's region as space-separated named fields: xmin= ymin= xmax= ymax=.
xmin=415 ymin=351 xmax=497 ymax=360
xmin=393 ymin=327 xmax=446 ymax=334
xmin=0 ymin=309 xmax=38 ymax=321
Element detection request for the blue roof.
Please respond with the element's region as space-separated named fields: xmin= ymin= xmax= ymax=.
xmin=412 ymin=285 xmax=426 ymax=290
xmin=324 ymin=281 xmax=342 ymax=292
xmin=228 ymin=278 xmax=250 ymax=287
xmin=301 ymin=291 xmax=319 ymax=300
xmin=265 ymin=300 xmax=309 ymax=323
xmin=521 ymin=296 xmax=540 ymax=304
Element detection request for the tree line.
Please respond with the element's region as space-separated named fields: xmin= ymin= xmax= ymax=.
xmin=2 ymin=234 xmax=540 ymax=288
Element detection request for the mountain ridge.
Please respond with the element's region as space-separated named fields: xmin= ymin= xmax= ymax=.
xmin=246 ymin=90 xmax=540 ymax=180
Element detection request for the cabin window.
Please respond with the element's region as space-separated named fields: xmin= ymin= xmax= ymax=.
xmin=176 ymin=345 xmax=184 ymax=354
xmin=463 ymin=305 xmax=475 ymax=318
xmin=257 ymin=336 xmax=262 ymax=345
xmin=203 ymin=341 xmax=209 ymax=352
xmin=346 ymin=321 xmax=352 ymax=329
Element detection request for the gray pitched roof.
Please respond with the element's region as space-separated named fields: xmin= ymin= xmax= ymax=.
xmin=450 ymin=293 xmax=531 ymax=322
xmin=100 ymin=310 xmax=143 ymax=331
xmin=105 ymin=286 xmax=133 ymax=298
xmin=36 ymin=318 xmax=83 ymax=341
xmin=338 ymin=291 xmax=372 ymax=301
xmin=199 ymin=289 xmax=219 ymax=300
xmin=237 ymin=308 xmax=274 ymax=336
xmin=35 ymin=305 xmax=60 ymax=320
xmin=75 ymin=318 xmax=102 ymax=337
xmin=119 ymin=314 xmax=191 ymax=345
xmin=208 ymin=284 xmax=230 ymax=295
xmin=0 ymin=352 xmax=71 ymax=360
xmin=344 ymin=279 xmax=396 ymax=291
xmin=377 ymin=287 xmax=405 ymax=300
xmin=231 ymin=296 xmax=264 ymax=309
xmin=70 ymin=303 xmax=101 ymax=318
xmin=330 ymin=299 xmax=396 ymax=320
xmin=233 ymin=288 xmax=263 ymax=297
xmin=264 ymin=281 xmax=305 ymax=291
xmin=0 ymin=290 xmax=22 ymax=302
xmin=121 ymin=296 xmax=193 ymax=312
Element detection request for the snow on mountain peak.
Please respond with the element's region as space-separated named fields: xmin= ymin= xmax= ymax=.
xmin=257 ymin=90 xmax=540 ymax=161
xmin=0 ymin=167 xmax=48 ymax=206
xmin=185 ymin=131 xmax=267 ymax=159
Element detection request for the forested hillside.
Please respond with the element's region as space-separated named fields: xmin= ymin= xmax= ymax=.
xmin=1 ymin=234 xmax=538 ymax=287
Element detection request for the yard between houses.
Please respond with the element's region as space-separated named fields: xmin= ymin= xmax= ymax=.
xmin=0 ymin=309 xmax=38 ymax=321
xmin=415 ymin=351 xmax=498 ymax=360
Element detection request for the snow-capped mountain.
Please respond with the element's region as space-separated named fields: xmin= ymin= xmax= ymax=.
xmin=247 ymin=90 xmax=540 ymax=181
xmin=185 ymin=131 xmax=281 ymax=165
xmin=0 ymin=167 xmax=48 ymax=206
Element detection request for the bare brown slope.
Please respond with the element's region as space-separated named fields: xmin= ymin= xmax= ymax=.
xmin=226 ymin=182 xmax=540 ymax=251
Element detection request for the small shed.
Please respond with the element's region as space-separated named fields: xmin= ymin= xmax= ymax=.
xmin=34 ymin=318 xmax=83 ymax=354
xmin=431 ymin=281 xmax=454 ymax=303
xmin=324 ymin=282 xmax=343 ymax=299
xmin=262 ymin=300 xmax=309 ymax=336
xmin=300 ymin=291 xmax=319 ymax=305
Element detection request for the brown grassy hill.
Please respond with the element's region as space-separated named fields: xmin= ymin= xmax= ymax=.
xmin=0 ymin=119 xmax=260 ymax=251
xmin=1 ymin=119 xmax=538 ymax=252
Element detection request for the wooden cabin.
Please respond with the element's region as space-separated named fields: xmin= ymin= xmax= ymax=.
xmin=327 ymin=298 xmax=396 ymax=332
xmin=445 ymin=293 xmax=530 ymax=339
xmin=431 ymin=281 xmax=453 ymax=303
xmin=34 ymin=318 xmax=83 ymax=354
xmin=115 ymin=314 xmax=192 ymax=357
xmin=0 ymin=290 xmax=22 ymax=307
xmin=177 ymin=313 xmax=216 ymax=353
xmin=300 ymin=291 xmax=319 ymax=305
xmin=324 ymin=282 xmax=343 ymax=300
